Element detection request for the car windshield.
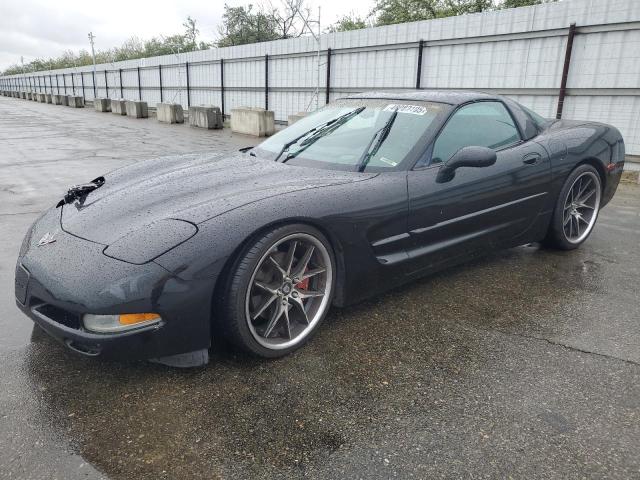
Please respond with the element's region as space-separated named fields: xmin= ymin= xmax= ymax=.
xmin=253 ymin=99 xmax=446 ymax=172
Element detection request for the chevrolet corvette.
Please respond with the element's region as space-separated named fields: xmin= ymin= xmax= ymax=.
xmin=15 ymin=91 xmax=624 ymax=366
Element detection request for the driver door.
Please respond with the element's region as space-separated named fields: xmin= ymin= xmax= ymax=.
xmin=406 ymin=101 xmax=551 ymax=274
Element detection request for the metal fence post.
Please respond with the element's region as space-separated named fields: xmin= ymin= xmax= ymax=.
xmin=119 ymin=69 xmax=123 ymax=98
xmin=185 ymin=62 xmax=191 ymax=108
xmin=265 ymin=54 xmax=269 ymax=110
xmin=104 ymin=70 xmax=108 ymax=98
xmin=220 ymin=58 xmax=225 ymax=117
xmin=81 ymin=72 xmax=85 ymax=100
xmin=325 ymin=48 xmax=332 ymax=104
xmin=158 ymin=64 xmax=163 ymax=102
xmin=556 ymin=23 xmax=576 ymax=120
xmin=92 ymin=71 xmax=96 ymax=98
xmin=137 ymin=66 xmax=142 ymax=100
xmin=416 ymin=39 xmax=424 ymax=89
xmin=71 ymin=73 xmax=75 ymax=95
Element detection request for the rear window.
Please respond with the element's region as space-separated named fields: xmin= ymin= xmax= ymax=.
xmin=520 ymin=104 xmax=549 ymax=129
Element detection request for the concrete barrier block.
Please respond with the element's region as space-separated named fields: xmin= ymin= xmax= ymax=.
xmin=45 ymin=93 xmax=52 ymax=104
xmin=111 ymin=99 xmax=127 ymax=115
xmin=189 ymin=105 xmax=223 ymax=129
xmin=52 ymin=94 xmax=68 ymax=106
xmin=125 ymin=101 xmax=148 ymax=118
xmin=20 ymin=91 xmax=27 ymax=99
xmin=31 ymin=92 xmax=38 ymax=101
xmin=37 ymin=93 xmax=47 ymax=103
xmin=157 ymin=103 xmax=184 ymax=124
xmin=67 ymin=96 xmax=84 ymax=108
xmin=230 ymin=107 xmax=275 ymax=137
xmin=94 ymin=98 xmax=111 ymax=112
xmin=288 ymin=112 xmax=308 ymax=125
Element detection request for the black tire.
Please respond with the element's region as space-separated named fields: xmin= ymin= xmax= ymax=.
xmin=218 ymin=223 xmax=336 ymax=358
xmin=543 ymin=164 xmax=602 ymax=250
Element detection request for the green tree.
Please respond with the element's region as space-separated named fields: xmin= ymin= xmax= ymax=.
xmin=500 ymin=0 xmax=552 ymax=7
xmin=328 ymin=13 xmax=369 ymax=33
xmin=372 ymin=0 xmax=555 ymax=26
xmin=216 ymin=1 xmax=315 ymax=47
xmin=216 ymin=4 xmax=280 ymax=47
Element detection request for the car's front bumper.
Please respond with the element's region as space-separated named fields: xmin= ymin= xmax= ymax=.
xmin=15 ymin=207 xmax=214 ymax=362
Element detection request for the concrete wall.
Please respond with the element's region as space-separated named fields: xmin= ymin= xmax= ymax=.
xmin=1 ymin=0 xmax=639 ymax=153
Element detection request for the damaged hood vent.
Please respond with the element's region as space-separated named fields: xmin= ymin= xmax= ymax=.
xmin=56 ymin=177 xmax=105 ymax=207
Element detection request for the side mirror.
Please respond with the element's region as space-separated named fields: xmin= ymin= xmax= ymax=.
xmin=436 ymin=146 xmax=497 ymax=183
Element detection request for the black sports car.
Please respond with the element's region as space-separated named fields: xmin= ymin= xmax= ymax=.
xmin=15 ymin=91 xmax=624 ymax=366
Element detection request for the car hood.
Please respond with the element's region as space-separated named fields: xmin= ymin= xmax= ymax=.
xmin=61 ymin=152 xmax=375 ymax=245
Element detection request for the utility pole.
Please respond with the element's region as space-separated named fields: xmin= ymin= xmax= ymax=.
xmin=88 ymin=32 xmax=97 ymax=78
xmin=294 ymin=4 xmax=321 ymax=111
xmin=21 ymin=56 xmax=26 ymax=91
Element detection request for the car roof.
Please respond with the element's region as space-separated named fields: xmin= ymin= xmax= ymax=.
xmin=343 ymin=90 xmax=499 ymax=106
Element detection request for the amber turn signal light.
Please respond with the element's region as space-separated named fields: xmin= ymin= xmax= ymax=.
xmin=118 ymin=313 xmax=161 ymax=325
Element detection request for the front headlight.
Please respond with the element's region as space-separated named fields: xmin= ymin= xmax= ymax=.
xmin=103 ymin=219 xmax=197 ymax=264
xmin=83 ymin=313 xmax=162 ymax=333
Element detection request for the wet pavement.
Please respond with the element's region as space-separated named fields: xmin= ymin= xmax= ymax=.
xmin=1 ymin=96 xmax=639 ymax=479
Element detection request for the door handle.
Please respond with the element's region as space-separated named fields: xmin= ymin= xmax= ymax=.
xmin=522 ymin=153 xmax=542 ymax=165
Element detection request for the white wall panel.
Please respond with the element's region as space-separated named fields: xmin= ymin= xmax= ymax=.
xmin=332 ymin=48 xmax=416 ymax=88
xmin=569 ymin=30 xmax=640 ymax=88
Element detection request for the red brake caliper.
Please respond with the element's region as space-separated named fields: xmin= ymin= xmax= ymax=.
xmin=295 ymin=274 xmax=309 ymax=291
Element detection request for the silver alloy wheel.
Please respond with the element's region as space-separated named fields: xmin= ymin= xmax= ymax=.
xmin=563 ymin=171 xmax=601 ymax=244
xmin=245 ymin=233 xmax=333 ymax=350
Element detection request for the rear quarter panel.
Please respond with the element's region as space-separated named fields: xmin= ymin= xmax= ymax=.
xmin=534 ymin=120 xmax=624 ymax=207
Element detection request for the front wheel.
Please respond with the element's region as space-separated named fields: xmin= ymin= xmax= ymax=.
xmin=544 ymin=164 xmax=602 ymax=250
xmin=219 ymin=224 xmax=335 ymax=357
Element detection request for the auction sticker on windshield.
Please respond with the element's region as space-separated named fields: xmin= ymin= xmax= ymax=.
xmin=384 ymin=104 xmax=429 ymax=115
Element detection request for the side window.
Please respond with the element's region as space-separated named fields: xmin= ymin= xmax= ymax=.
xmin=431 ymin=102 xmax=521 ymax=164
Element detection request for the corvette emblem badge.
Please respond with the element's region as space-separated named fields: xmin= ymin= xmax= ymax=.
xmin=38 ymin=232 xmax=57 ymax=247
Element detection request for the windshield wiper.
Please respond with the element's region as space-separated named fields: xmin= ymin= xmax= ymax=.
xmin=355 ymin=109 xmax=399 ymax=172
xmin=273 ymin=106 xmax=365 ymax=163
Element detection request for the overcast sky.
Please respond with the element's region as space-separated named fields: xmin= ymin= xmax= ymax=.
xmin=0 ymin=0 xmax=374 ymax=70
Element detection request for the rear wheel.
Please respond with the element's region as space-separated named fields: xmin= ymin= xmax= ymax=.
xmin=544 ymin=164 xmax=602 ymax=250
xmin=220 ymin=224 xmax=335 ymax=357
